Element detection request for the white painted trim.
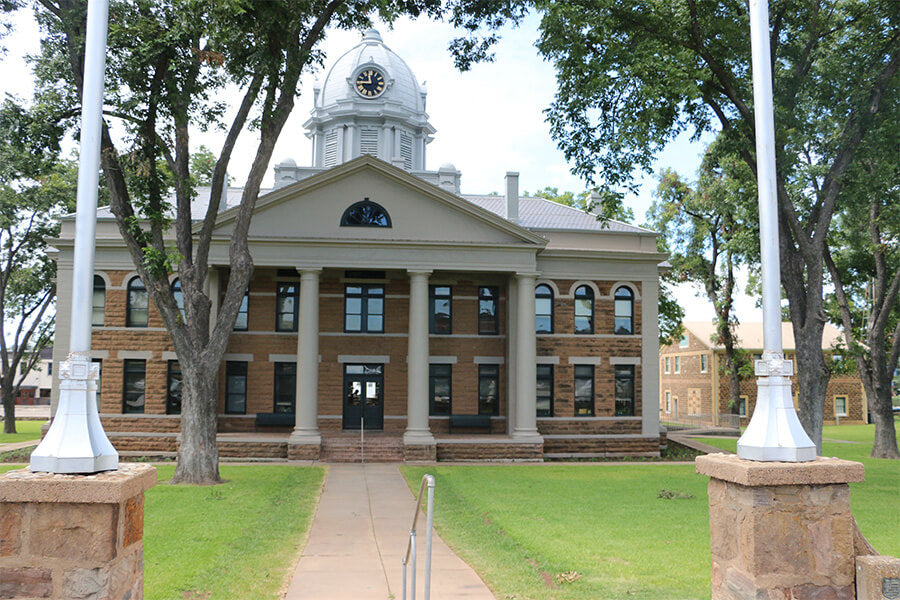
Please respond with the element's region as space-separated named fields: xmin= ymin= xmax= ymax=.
xmin=223 ymin=353 xmax=254 ymax=362
xmin=566 ymin=280 xmax=601 ymax=299
xmin=473 ymin=356 xmax=505 ymax=365
xmin=538 ymin=333 xmax=641 ymax=339
xmin=93 ymin=270 xmax=112 ymax=288
xmin=95 ymin=326 xmax=168 ymax=332
xmin=567 ymin=356 xmax=603 ymax=365
xmin=430 ymin=334 xmax=507 ymax=339
xmin=537 ymin=416 xmax=642 ymax=421
xmin=269 ymin=353 xmax=298 ymax=363
xmin=609 ymin=356 xmax=641 ymax=366
xmin=428 ymin=356 xmax=457 ymax=364
xmin=338 ymin=355 xmax=391 ymax=364
xmin=322 ymin=332 xmax=408 ymax=338
xmin=161 ymin=351 xmax=178 ymax=361
xmin=535 ymin=279 xmax=560 ymax=297
xmin=610 ymin=281 xmax=641 ymax=299
xmin=89 ymin=350 xmax=109 ymax=359
xmin=536 ymin=356 xmax=560 ymax=365
xmin=118 ymin=350 xmax=153 ymax=360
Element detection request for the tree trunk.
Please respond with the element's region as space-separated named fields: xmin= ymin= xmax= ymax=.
xmin=171 ymin=362 xmax=221 ymax=484
xmin=1 ymin=382 xmax=16 ymax=434
xmin=793 ymin=318 xmax=828 ymax=454
xmin=863 ymin=350 xmax=900 ymax=459
xmin=728 ymin=357 xmax=742 ymax=415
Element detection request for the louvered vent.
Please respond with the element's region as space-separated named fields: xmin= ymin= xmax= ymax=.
xmin=399 ymin=132 xmax=413 ymax=169
xmin=324 ymin=130 xmax=339 ymax=167
xmin=360 ymin=128 xmax=379 ymax=156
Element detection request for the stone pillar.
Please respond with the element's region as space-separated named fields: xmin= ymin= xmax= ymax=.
xmin=696 ymin=454 xmax=865 ymax=600
xmin=0 ymin=463 xmax=156 ymax=600
xmin=512 ymin=273 xmax=541 ymax=441
xmin=505 ymin=275 xmax=518 ymax=434
xmin=640 ymin=277 xmax=660 ymax=437
xmin=404 ymin=269 xmax=435 ymax=452
xmin=288 ymin=268 xmax=321 ymax=460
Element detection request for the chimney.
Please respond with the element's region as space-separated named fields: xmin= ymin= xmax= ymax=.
xmin=505 ymin=171 xmax=519 ymax=223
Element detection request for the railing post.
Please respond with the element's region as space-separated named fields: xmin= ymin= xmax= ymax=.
xmin=410 ymin=530 xmax=417 ymax=600
xmin=424 ymin=475 xmax=435 ymax=600
xmin=361 ymin=416 xmax=364 ymax=463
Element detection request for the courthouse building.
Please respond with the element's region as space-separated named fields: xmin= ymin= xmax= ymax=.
xmin=49 ymin=29 xmax=666 ymax=460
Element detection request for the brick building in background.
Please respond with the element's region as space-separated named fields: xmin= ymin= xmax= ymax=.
xmin=47 ymin=30 xmax=667 ymax=461
xmin=659 ymin=321 xmax=867 ymax=428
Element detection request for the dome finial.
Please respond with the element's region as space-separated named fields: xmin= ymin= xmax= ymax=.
xmin=363 ymin=28 xmax=382 ymax=43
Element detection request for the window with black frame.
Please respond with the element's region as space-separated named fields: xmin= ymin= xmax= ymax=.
xmin=234 ymin=288 xmax=249 ymax=331
xmin=344 ymin=285 xmax=384 ymax=333
xmin=573 ymin=365 xmax=594 ymax=416
xmin=225 ymin=361 xmax=248 ymax=414
xmin=429 ymin=286 xmax=452 ymax=334
xmin=535 ymin=284 xmax=553 ymax=333
xmin=92 ymin=275 xmax=105 ymax=326
xmin=614 ymin=286 xmax=634 ymax=334
xmin=574 ymin=285 xmax=594 ymax=334
xmin=274 ymin=362 xmax=296 ymax=414
xmin=122 ymin=359 xmax=146 ymax=414
xmin=536 ymin=365 xmax=553 ymax=417
xmin=276 ymin=282 xmax=299 ymax=332
xmin=615 ymin=365 xmax=635 ymax=416
xmin=477 ymin=286 xmax=499 ymax=334
xmin=429 ymin=364 xmax=451 ymax=416
xmin=340 ymin=199 xmax=392 ymax=227
xmin=126 ymin=276 xmax=149 ymax=327
xmin=166 ymin=361 xmax=182 ymax=415
xmin=478 ymin=364 xmax=500 ymax=415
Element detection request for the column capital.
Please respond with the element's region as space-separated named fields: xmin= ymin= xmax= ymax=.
xmin=296 ymin=267 xmax=323 ymax=277
xmin=514 ymin=271 xmax=540 ymax=280
xmin=407 ymin=268 xmax=433 ymax=277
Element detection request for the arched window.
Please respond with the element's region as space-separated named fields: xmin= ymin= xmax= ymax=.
xmin=614 ymin=286 xmax=634 ymax=334
xmin=340 ymin=198 xmax=391 ymax=227
xmin=171 ymin=279 xmax=185 ymax=319
xmin=574 ymin=285 xmax=594 ymax=334
xmin=127 ymin=276 xmax=149 ymax=327
xmin=535 ymin=284 xmax=554 ymax=333
xmin=92 ymin=275 xmax=106 ymax=327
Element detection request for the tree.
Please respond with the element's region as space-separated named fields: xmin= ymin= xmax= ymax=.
xmin=0 ymin=98 xmax=74 ymax=433
xmin=650 ymin=144 xmax=758 ymax=416
xmin=28 ymin=0 xmax=448 ymax=484
xmin=824 ymin=129 xmax=899 ymax=458
xmin=452 ymin=0 xmax=899 ymax=451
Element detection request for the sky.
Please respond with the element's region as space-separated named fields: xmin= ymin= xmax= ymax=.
xmin=0 ymin=9 xmax=763 ymax=324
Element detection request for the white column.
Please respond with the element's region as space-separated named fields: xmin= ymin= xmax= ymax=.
xmin=512 ymin=273 xmax=541 ymax=440
xmin=505 ymin=275 xmax=518 ymax=434
xmin=405 ymin=269 xmax=434 ymax=445
xmin=641 ymin=278 xmax=661 ymax=437
xmin=290 ymin=268 xmax=321 ymax=445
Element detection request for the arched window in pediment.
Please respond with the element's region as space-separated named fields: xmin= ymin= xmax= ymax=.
xmin=340 ymin=198 xmax=392 ymax=227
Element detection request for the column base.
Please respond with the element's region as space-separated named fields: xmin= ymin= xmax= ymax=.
xmin=403 ymin=430 xmax=435 ymax=445
xmin=510 ymin=429 xmax=543 ymax=444
xmin=287 ymin=429 xmax=322 ymax=461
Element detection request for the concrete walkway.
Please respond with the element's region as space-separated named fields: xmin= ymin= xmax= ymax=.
xmin=283 ymin=463 xmax=495 ymax=600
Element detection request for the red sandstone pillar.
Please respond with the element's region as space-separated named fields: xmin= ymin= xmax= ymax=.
xmin=0 ymin=463 xmax=156 ymax=599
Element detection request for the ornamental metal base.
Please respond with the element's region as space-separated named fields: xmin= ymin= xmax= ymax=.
xmin=30 ymin=354 xmax=118 ymax=474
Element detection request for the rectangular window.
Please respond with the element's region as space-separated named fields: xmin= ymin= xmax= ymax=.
xmin=680 ymin=334 xmax=689 ymax=348
xmin=701 ymin=354 xmax=708 ymax=373
xmin=477 ymin=286 xmax=499 ymax=335
xmin=122 ymin=359 xmax=146 ymax=414
xmin=834 ymin=395 xmax=847 ymax=417
xmin=664 ymin=356 xmax=670 ymax=374
xmin=225 ymin=361 xmax=248 ymax=414
xmin=614 ymin=365 xmax=636 ymax=416
xmin=47 ymin=362 xmax=52 ymax=376
xmin=344 ymin=285 xmax=385 ymax=333
xmin=276 ymin=282 xmax=299 ymax=332
xmin=478 ymin=364 xmax=499 ymax=416
xmin=429 ymin=285 xmax=452 ymax=334
xmin=739 ymin=395 xmax=748 ymax=417
xmin=574 ymin=365 xmax=594 ymax=416
xmin=665 ymin=390 xmax=671 ymax=413
xmin=536 ymin=365 xmax=553 ymax=417
xmin=274 ymin=363 xmax=296 ymax=414
xmin=234 ymin=289 xmax=249 ymax=331
xmin=429 ymin=364 xmax=451 ymax=416
xmin=166 ymin=361 xmax=182 ymax=415
xmin=674 ymin=356 xmax=681 ymax=374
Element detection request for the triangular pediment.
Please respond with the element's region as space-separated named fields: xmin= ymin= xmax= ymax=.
xmin=206 ymin=156 xmax=546 ymax=247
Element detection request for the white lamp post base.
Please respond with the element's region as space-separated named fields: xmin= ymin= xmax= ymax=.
xmin=737 ymin=354 xmax=816 ymax=462
xmin=30 ymin=354 xmax=118 ymax=473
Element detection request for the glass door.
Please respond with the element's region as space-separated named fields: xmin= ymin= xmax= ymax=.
xmin=343 ymin=364 xmax=384 ymax=430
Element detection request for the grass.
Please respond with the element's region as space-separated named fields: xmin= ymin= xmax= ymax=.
xmin=402 ymin=423 xmax=900 ymax=600
xmin=0 ymin=463 xmax=326 ymax=600
xmin=0 ymin=420 xmax=43 ymax=444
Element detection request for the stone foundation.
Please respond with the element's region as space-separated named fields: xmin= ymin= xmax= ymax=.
xmin=856 ymin=555 xmax=900 ymax=600
xmin=696 ymin=454 xmax=865 ymax=600
xmin=403 ymin=443 xmax=436 ymax=462
xmin=0 ymin=463 xmax=156 ymax=600
xmin=287 ymin=442 xmax=321 ymax=461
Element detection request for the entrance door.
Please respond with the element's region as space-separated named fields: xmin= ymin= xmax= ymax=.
xmin=343 ymin=364 xmax=384 ymax=430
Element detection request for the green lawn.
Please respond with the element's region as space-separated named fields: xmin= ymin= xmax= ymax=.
xmin=0 ymin=420 xmax=43 ymax=444
xmin=402 ymin=423 xmax=900 ymax=600
xmin=0 ymin=463 xmax=325 ymax=600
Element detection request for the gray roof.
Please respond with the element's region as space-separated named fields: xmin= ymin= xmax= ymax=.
xmin=92 ymin=186 xmax=652 ymax=235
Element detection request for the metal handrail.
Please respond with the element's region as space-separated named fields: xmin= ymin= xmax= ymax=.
xmin=402 ymin=473 xmax=435 ymax=600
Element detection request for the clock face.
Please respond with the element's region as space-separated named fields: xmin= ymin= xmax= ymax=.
xmin=355 ymin=68 xmax=386 ymax=98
